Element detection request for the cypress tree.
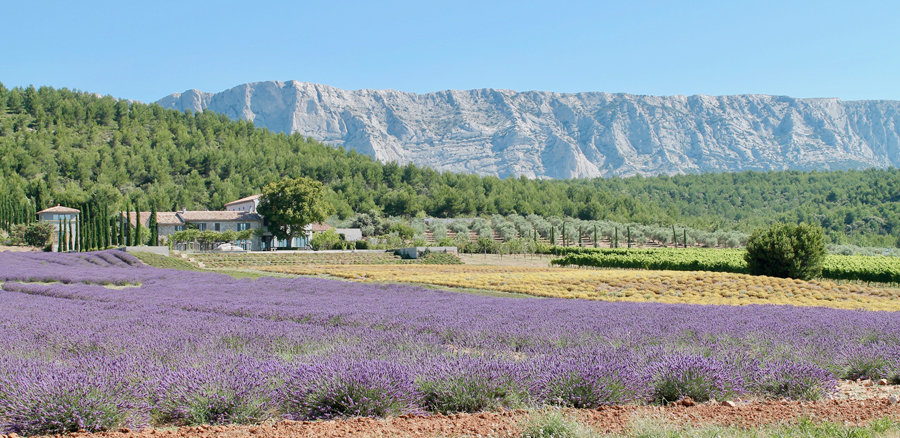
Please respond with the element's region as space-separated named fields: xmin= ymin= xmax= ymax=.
xmin=627 ymin=226 xmax=632 ymax=248
xmin=118 ymin=213 xmax=125 ymax=246
xmin=1 ymin=197 xmax=8 ymax=231
xmin=134 ymin=203 xmax=142 ymax=246
xmin=57 ymin=221 xmax=61 ymax=252
xmin=75 ymin=213 xmax=81 ymax=252
xmin=83 ymin=203 xmax=91 ymax=250
xmin=96 ymin=205 xmax=104 ymax=249
xmin=101 ymin=204 xmax=108 ymax=249
xmin=684 ymin=229 xmax=688 ymax=249
xmin=149 ymin=204 xmax=158 ymax=246
xmin=614 ymin=227 xmax=618 ymax=248
xmin=125 ymin=203 xmax=132 ymax=246
xmin=1 ymin=196 xmax=7 ymax=231
xmin=593 ymin=225 xmax=598 ymax=248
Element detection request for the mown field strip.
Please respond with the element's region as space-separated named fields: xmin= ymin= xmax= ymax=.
xmin=258 ymin=264 xmax=900 ymax=311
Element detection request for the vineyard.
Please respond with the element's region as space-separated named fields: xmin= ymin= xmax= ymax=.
xmin=549 ymin=248 xmax=900 ymax=285
xmin=256 ymin=264 xmax=900 ymax=311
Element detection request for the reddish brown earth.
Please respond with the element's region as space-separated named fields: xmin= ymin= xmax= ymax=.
xmin=12 ymin=394 xmax=899 ymax=438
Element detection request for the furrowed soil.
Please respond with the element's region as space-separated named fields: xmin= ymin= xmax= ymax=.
xmin=20 ymin=397 xmax=900 ymax=438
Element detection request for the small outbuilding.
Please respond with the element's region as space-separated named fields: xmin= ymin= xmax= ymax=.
xmin=37 ymin=205 xmax=80 ymax=252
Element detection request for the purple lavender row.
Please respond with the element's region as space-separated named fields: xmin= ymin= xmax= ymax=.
xmin=0 ymin=251 xmax=897 ymax=436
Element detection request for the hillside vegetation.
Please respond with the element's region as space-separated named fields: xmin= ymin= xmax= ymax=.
xmin=2 ymin=83 xmax=900 ymax=246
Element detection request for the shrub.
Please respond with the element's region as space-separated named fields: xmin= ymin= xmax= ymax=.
xmin=755 ymin=361 xmax=836 ymax=400
xmin=416 ymin=359 xmax=526 ymax=414
xmin=417 ymin=375 xmax=523 ymax=414
xmin=745 ymin=222 xmax=826 ymax=280
xmin=648 ymin=355 xmax=742 ymax=404
xmin=152 ymin=365 xmax=270 ymax=426
xmin=311 ymin=229 xmax=343 ymax=250
xmin=0 ymin=367 xmax=142 ymax=436
xmin=281 ymin=361 xmax=417 ymax=420
xmin=534 ymin=354 xmax=638 ymax=408
xmin=22 ymin=222 xmax=56 ymax=248
xmin=354 ymin=240 xmax=369 ymax=250
xmin=387 ymin=223 xmax=417 ymax=240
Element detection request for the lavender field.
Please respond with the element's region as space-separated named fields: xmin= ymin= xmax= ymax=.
xmin=1 ymin=251 xmax=899 ymax=435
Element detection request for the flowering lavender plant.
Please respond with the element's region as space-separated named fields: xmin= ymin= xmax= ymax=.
xmin=647 ymin=354 xmax=743 ymax=403
xmin=1 ymin=250 xmax=899 ymax=432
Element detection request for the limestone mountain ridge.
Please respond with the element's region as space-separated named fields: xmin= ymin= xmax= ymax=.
xmin=158 ymin=80 xmax=900 ymax=179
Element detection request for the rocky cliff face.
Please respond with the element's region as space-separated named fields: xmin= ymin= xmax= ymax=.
xmin=158 ymin=81 xmax=900 ymax=179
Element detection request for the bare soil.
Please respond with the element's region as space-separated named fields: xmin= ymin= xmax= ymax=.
xmin=18 ymin=390 xmax=898 ymax=438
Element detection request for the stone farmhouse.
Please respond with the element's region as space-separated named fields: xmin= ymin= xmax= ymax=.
xmin=125 ymin=194 xmax=348 ymax=251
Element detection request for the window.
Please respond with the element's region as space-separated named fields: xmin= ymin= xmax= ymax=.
xmin=214 ymin=223 xmax=221 ymax=232
xmin=175 ymin=225 xmax=184 ymax=232
xmin=198 ymin=223 xmax=207 ymax=231
xmin=237 ymin=222 xmax=250 ymax=231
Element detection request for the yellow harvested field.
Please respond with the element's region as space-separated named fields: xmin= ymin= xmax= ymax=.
xmin=257 ymin=264 xmax=900 ymax=311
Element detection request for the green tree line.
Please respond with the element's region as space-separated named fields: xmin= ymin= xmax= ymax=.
xmin=2 ymin=82 xmax=900 ymax=246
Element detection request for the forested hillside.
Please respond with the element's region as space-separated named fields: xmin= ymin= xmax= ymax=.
xmin=2 ymin=83 xmax=900 ymax=246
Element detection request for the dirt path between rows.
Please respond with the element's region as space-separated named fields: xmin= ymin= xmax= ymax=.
xmin=18 ymin=398 xmax=897 ymax=438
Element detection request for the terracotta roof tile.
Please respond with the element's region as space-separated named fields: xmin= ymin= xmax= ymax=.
xmin=120 ymin=211 xmax=153 ymax=228
xmin=37 ymin=205 xmax=80 ymax=214
xmin=224 ymin=194 xmax=262 ymax=207
xmin=156 ymin=212 xmax=184 ymax=226
xmin=120 ymin=210 xmax=263 ymax=228
xmin=177 ymin=211 xmax=264 ymax=222
xmin=310 ymin=222 xmax=332 ymax=232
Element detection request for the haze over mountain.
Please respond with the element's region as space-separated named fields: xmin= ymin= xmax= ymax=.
xmin=158 ymin=81 xmax=900 ymax=179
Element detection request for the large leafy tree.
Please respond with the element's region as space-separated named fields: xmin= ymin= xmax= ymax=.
xmin=258 ymin=177 xmax=333 ymax=242
xmin=744 ymin=222 xmax=826 ymax=280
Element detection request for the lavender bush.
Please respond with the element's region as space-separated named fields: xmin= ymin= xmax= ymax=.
xmin=532 ymin=349 xmax=641 ymax=408
xmin=416 ymin=357 xmax=528 ymax=413
xmin=280 ymin=360 xmax=419 ymax=420
xmin=755 ymin=361 xmax=837 ymax=400
xmin=647 ymin=354 xmax=743 ymax=403
xmin=1 ymin=250 xmax=898 ymax=433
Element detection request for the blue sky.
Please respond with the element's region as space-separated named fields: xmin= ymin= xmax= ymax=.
xmin=2 ymin=0 xmax=898 ymax=103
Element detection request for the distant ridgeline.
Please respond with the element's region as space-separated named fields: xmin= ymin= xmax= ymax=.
xmin=2 ymin=83 xmax=900 ymax=247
